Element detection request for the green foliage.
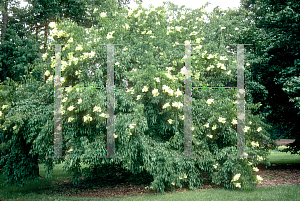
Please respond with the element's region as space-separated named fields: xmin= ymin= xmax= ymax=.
xmin=0 ymin=76 xmax=58 ymax=186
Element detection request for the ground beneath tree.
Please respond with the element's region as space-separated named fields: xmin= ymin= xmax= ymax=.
xmin=255 ymin=163 xmax=300 ymax=188
xmin=41 ymin=163 xmax=300 ymax=199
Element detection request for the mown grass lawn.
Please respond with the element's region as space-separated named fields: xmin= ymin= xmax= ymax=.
xmin=1 ymin=146 xmax=300 ymax=201
xmin=268 ymin=146 xmax=300 ymax=164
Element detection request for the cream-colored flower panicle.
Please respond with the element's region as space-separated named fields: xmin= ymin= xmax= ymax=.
xmin=244 ymin=126 xmax=250 ymax=132
xmin=44 ymin=70 xmax=50 ymax=76
xmin=49 ymin=22 xmax=56 ymax=28
xmin=67 ymin=105 xmax=75 ymax=111
xmin=142 ymin=86 xmax=148 ymax=92
xmin=218 ymin=117 xmax=226 ymax=123
xmin=172 ymin=102 xmax=183 ymax=109
xmin=129 ymin=124 xmax=136 ymax=129
xmin=83 ymin=114 xmax=92 ymax=122
xmin=93 ymin=106 xmax=101 ymax=113
xmin=232 ymin=119 xmax=238 ymax=125
xmin=232 ymin=173 xmax=241 ymax=182
xmin=168 ymin=119 xmax=173 ymax=124
xmin=206 ymin=99 xmax=214 ymax=105
xmin=174 ymin=89 xmax=182 ymax=97
xmin=256 ymin=175 xmax=263 ymax=183
xmin=152 ymin=89 xmax=159 ymax=97
xmin=163 ymin=102 xmax=170 ymax=109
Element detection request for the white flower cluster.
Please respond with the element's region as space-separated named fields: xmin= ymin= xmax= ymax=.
xmin=100 ymin=12 xmax=107 ymax=18
xmin=83 ymin=51 xmax=95 ymax=59
xmin=207 ymin=54 xmax=214 ymax=59
xmin=49 ymin=22 xmax=56 ymax=28
xmin=152 ymin=89 xmax=159 ymax=97
xmin=46 ymin=75 xmax=53 ymax=83
xmin=172 ymin=102 xmax=183 ymax=109
xmin=83 ymin=114 xmax=92 ymax=122
xmin=217 ymin=63 xmax=226 ymax=70
xmin=142 ymin=86 xmax=148 ymax=92
xmin=251 ymin=141 xmax=259 ymax=147
xmin=218 ymin=117 xmax=226 ymax=123
xmin=257 ymin=175 xmax=263 ymax=183
xmin=42 ymin=53 xmax=48 ymax=61
xmin=232 ymin=173 xmax=241 ymax=182
xmin=206 ymin=99 xmax=214 ymax=105
xmin=127 ymin=87 xmax=135 ymax=94
xmin=162 ymin=85 xmax=174 ymax=96
xmin=164 ymin=72 xmax=177 ymax=80
xmin=75 ymin=45 xmax=83 ymax=51
xmin=232 ymin=119 xmax=238 ymax=125
xmin=179 ymin=66 xmax=187 ymax=75
xmin=44 ymin=70 xmax=50 ymax=77
xmin=175 ymin=26 xmax=182 ymax=32
xmin=107 ymin=31 xmax=115 ymax=39
xmin=244 ymin=126 xmax=250 ymax=132
xmin=220 ymin=56 xmax=228 ymax=60
xmin=163 ymin=102 xmax=170 ymax=109
xmin=67 ymin=37 xmax=73 ymax=43
xmin=207 ymin=65 xmax=215 ymax=71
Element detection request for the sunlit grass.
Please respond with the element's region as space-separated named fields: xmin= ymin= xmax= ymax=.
xmin=267 ymin=146 xmax=300 ymax=164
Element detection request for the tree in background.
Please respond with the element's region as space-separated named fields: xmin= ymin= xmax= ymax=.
xmin=238 ymin=0 xmax=300 ymax=154
xmin=0 ymin=0 xmax=133 ymax=83
xmin=0 ymin=0 xmax=41 ymax=83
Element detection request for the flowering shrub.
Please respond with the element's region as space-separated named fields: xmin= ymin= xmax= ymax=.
xmin=0 ymin=1 xmax=274 ymax=192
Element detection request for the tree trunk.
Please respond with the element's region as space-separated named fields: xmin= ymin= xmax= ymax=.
xmin=20 ymin=133 xmax=42 ymax=178
xmin=1 ymin=136 xmax=6 ymax=156
xmin=44 ymin=24 xmax=48 ymax=53
xmin=36 ymin=26 xmax=38 ymax=42
xmin=32 ymin=153 xmax=41 ymax=178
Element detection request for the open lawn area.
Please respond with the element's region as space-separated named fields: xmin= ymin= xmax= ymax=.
xmin=1 ymin=146 xmax=300 ymax=201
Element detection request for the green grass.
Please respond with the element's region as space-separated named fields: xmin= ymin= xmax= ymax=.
xmin=1 ymin=185 xmax=300 ymax=201
xmin=267 ymin=146 xmax=300 ymax=164
xmin=1 ymin=146 xmax=300 ymax=201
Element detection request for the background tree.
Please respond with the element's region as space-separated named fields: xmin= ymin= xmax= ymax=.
xmin=238 ymin=0 xmax=300 ymax=154
xmin=0 ymin=0 xmax=133 ymax=84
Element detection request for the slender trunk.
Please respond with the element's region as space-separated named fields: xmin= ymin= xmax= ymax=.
xmin=1 ymin=136 xmax=6 ymax=156
xmin=1 ymin=0 xmax=8 ymax=42
xmin=20 ymin=133 xmax=41 ymax=178
xmin=1 ymin=0 xmax=8 ymax=82
xmin=44 ymin=24 xmax=48 ymax=53
xmin=35 ymin=26 xmax=38 ymax=42
xmin=32 ymin=153 xmax=41 ymax=178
